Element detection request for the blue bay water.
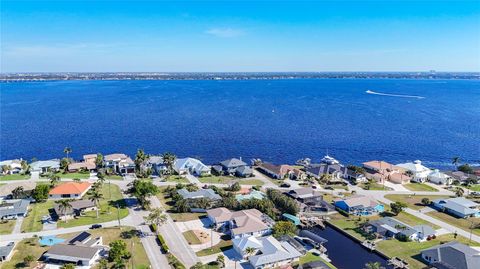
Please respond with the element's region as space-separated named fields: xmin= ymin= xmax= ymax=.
xmin=1 ymin=79 xmax=479 ymax=168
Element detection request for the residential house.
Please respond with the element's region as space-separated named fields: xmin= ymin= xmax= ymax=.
xmin=216 ymin=158 xmax=253 ymax=177
xmin=233 ymin=235 xmax=302 ymax=268
xmin=147 ymin=155 xmax=167 ymax=175
xmin=428 ymin=169 xmax=453 ymax=185
xmin=257 ymin=163 xmax=305 ymax=180
xmin=345 ymin=168 xmax=367 ymax=183
xmin=334 ymin=195 xmax=384 ymax=216
xmin=363 ymin=160 xmax=411 ymax=184
xmin=364 ymin=217 xmax=435 ymax=242
xmin=306 ymin=164 xmax=346 ymax=182
xmin=285 ymin=188 xmax=335 ymax=214
xmin=53 ymin=200 xmax=97 ymax=220
xmin=0 ymin=182 xmax=36 ymax=200
xmin=446 ymin=171 xmax=478 ymax=183
xmin=43 ymin=231 xmax=103 ymax=267
xmin=235 ymin=190 xmax=266 ymax=202
xmin=0 ymin=159 xmax=23 ymax=175
xmin=68 ymin=154 xmax=98 ymax=173
xmin=174 ymin=157 xmax=210 ymax=176
xmin=396 ymin=160 xmax=432 ymax=183
xmin=432 ymin=197 xmax=480 ymax=218
xmin=49 ymin=182 xmax=92 ymax=199
xmin=104 ymin=153 xmax=135 ymax=175
xmin=30 ymin=159 xmax=60 ymax=173
xmin=83 ymin=154 xmax=97 ymax=164
xmin=421 ymin=241 xmax=480 ymax=269
xmin=177 ymin=188 xmax=221 ymax=211
xmin=0 ymin=199 xmax=30 ymax=220
xmin=0 ymin=242 xmax=15 ymax=262
xmin=207 ymin=207 xmax=274 ymax=239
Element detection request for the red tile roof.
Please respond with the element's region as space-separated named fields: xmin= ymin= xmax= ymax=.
xmin=49 ymin=182 xmax=92 ymax=195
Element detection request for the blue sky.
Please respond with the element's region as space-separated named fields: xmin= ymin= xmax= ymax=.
xmin=2 ymin=1 xmax=479 ymax=72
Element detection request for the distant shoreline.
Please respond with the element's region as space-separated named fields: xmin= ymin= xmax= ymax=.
xmin=1 ymin=72 xmax=479 ymax=82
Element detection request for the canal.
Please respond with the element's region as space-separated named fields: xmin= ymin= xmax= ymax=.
xmin=310 ymin=225 xmax=390 ymax=269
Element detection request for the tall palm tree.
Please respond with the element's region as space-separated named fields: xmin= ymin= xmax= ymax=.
xmin=245 ymin=247 xmax=256 ymax=259
xmin=1 ymin=165 xmax=11 ymax=175
xmin=64 ymin=147 xmax=72 ymax=160
xmin=56 ymin=199 xmax=73 ymax=223
xmin=12 ymin=186 xmax=25 ymax=199
xmin=50 ymin=174 xmax=60 ymax=187
xmin=88 ymin=188 xmax=103 ymax=218
xmin=144 ymin=208 xmax=167 ymax=234
xmin=452 ymin=157 xmax=461 ymax=170
xmin=455 ymin=187 xmax=465 ymax=197
xmin=161 ymin=152 xmax=176 ymax=175
xmin=135 ymin=149 xmax=148 ymax=171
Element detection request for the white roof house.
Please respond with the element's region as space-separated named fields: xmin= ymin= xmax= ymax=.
xmin=428 ymin=169 xmax=453 ymax=185
xmin=397 ymin=160 xmax=432 ymax=183
xmin=30 ymin=159 xmax=60 ymax=173
xmin=233 ymin=235 xmax=302 ymax=268
xmin=0 ymin=159 xmax=23 ymax=175
xmin=174 ymin=158 xmax=210 ymax=176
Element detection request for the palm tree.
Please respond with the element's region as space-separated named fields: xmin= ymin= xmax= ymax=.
xmin=161 ymin=152 xmax=176 ymax=175
xmin=245 ymin=247 xmax=256 ymax=260
xmin=49 ymin=173 xmax=60 ymax=187
xmin=452 ymin=157 xmax=461 ymax=170
xmin=1 ymin=165 xmax=11 ymax=175
xmin=64 ymin=147 xmax=72 ymax=160
xmin=88 ymin=188 xmax=104 ymax=218
xmin=134 ymin=149 xmax=148 ymax=172
xmin=56 ymin=199 xmax=73 ymax=223
xmin=364 ymin=261 xmax=384 ymax=269
xmin=455 ymin=187 xmax=465 ymax=197
xmin=144 ymin=208 xmax=168 ymax=234
xmin=12 ymin=186 xmax=25 ymax=199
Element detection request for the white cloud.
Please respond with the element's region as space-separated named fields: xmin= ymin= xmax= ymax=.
xmin=205 ymin=28 xmax=244 ymax=38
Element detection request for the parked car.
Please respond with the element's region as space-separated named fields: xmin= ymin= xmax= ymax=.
xmin=90 ymin=224 xmax=102 ymax=229
xmin=280 ymin=183 xmax=291 ymax=188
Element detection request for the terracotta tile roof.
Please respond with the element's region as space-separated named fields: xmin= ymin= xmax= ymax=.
xmin=49 ymin=182 xmax=92 ymax=195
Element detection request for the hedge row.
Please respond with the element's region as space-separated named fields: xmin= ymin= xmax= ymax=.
xmin=157 ymin=234 xmax=169 ymax=253
xmin=167 ymin=253 xmax=186 ymax=269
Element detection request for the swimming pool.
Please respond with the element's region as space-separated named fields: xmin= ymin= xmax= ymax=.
xmin=39 ymin=236 xmax=65 ymax=246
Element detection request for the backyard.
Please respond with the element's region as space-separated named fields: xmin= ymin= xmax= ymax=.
xmin=21 ymin=200 xmax=55 ymax=232
xmin=403 ymin=183 xmax=438 ymax=192
xmin=384 ymin=194 xmax=452 ymax=210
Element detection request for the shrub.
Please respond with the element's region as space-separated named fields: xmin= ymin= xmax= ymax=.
xmin=157 ymin=234 xmax=169 ymax=253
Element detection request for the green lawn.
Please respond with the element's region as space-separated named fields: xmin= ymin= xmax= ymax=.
xmin=467 ymin=185 xmax=480 ymax=192
xmin=295 ymin=252 xmax=337 ymax=269
xmin=58 ymin=172 xmax=90 ymax=179
xmin=377 ymin=234 xmax=480 ymax=269
xmin=404 ymin=183 xmax=438 ymax=192
xmin=239 ymin=178 xmax=265 ymax=186
xmin=57 ymin=183 xmax=129 ymax=228
xmin=384 ymin=194 xmax=452 ymax=210
xmin=183 ymin=230 xmax=202 ymax=245
xmin=359 ymin=182 xmax=392 ymax=191
xmin=198 ymin=176 xmax=233 ymax=184
xmin=21 ymin=200 xmax=54 ymax=232
xmin=0 ymin=174 xmax=29 ymax=181
xmin=427 ymin=211 xmax=480 ymax=236
xmin=195 ymin=236 xmax=232 ymax=257
xmin=0 ymin=220 xmax=16 ymax=235
xmin=164 ymin=175 xmax=190 ymax=183
xmin=105 ymin=175 xmax=124 ymax=180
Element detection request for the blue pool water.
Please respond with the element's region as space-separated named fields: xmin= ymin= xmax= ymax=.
xmin=39 ymin=235 xmax=65 ymax=246
xmin=1 ymin=79 xmax=479 ymax=168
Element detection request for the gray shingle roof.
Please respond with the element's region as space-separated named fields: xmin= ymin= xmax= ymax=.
xmin=433 ymin=197 xmax=479 ymax=216
xmin=421 ymin=241 xmax=480 ymax=269
xmin=0 ymin=242 xmax=15 ymax=258
xmin=0 ymin=199 xmax=30 ymax=218
xmin=177 ymin=188 xmax=221 ymax=200
xmin=220 ymin=158 xmax=247 ymax=168
xmin=45 ymin=244 xmax=99 ymax=260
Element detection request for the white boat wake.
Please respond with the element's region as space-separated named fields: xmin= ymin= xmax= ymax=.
xmin=366 ymin=90 xmax=425 ymax=99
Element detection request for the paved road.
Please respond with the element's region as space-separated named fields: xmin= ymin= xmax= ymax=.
xmin=150 ymin=195 xmax=199 ymax=267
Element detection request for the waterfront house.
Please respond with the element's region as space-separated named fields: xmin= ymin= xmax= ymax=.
xmin=174 ymin=157 xmax=210 ymax=176
xmin=345 ymin=168 xmax=367 ymax=183
xmin=177 ymin=188 xmax=221 ymax=211
xmin=363 ymin=160 xmax=411 ymax=184
xmin=68 ymin=161 xmax=96 ymax=173
xmin=104 ymin=153 xmax=135 ymax=175
xmin=334 ymin=195 xmax=384 ymax=216
xmin=0 ymin=159 xmax=23 ymax=175
xmin=0 ymin=199 xmax=30 ymax=220
xmin=285 ymin=187 xmax=323 ymax=205
xmin=0 ymin=182 xmax=36 ymax=200
xmin=217 ymin=158 xmax=254 ymax=177
xmin=421 ymin=241 xmax=480 ymax=269
xmin=0 ymin=242 xmax=15 ymax=262
xmin=364 ymin=217 xmax=435 ymax=242
xmin=206 ymin=207 xmax=274 ymax=239
xmin=396 ymin=160 xmax=431 ymax=183
xmin=233 ymin=235 xmax=302 ymax=268
xmin=49 ymin=182 xmax=92 ymax=199
xmin=428 ymin=169 xmax=453 ymax=185
xmin=30 ymin=159 xmax=60 ymax=174
xmin=53 ymin=199 xmax=97 ymax=220
xmin=445 ymin=171 xmax=478 ymax=183
xmin=257 ymin=163 xmax=305 ymax=180
xmin=235 ymin=190 xmax=266 ymax=202
xmin=146 ymin=155 xmax=167 ymax=175
xmin=432 ymin=197 xmax=480 ymax=218
xmin=43 ymin=231 xmax=103 ymax=268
